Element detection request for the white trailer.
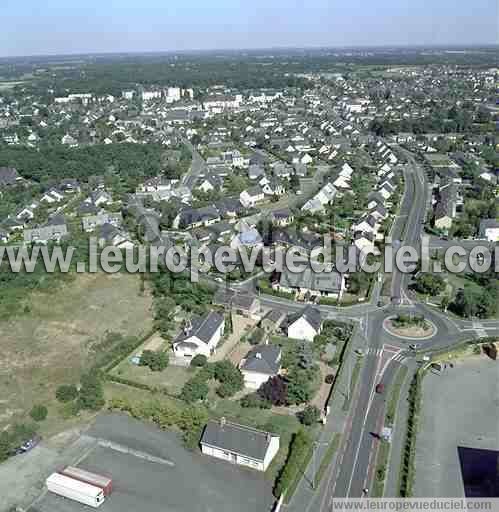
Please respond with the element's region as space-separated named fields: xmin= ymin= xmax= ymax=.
xmin=46 ymin=473 xmax=105 ymax=508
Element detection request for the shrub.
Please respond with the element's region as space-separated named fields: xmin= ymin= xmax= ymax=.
xmin=180 ymin=376 xmax=209 ymax=403
xmin=30 ymin=404 xmax=48 ymax=422
xmin=190 ymin=354 xmax=208 ymax=367
xmin=297 ymin=405 xmax=321 ymax=426
xmin=325 ymin=374 xmax=335 ymax=384
xmin=240 ymin=393 xmax=271 ymax=409
xmin=140 ymin=350 xmax=169 ymax=371
xmin=214 ymin=360 xmax=244 ymax=397
xmin=78 ymin=372 xmax=105 ymax=411
xmin=258 ymin=376 xmax=288 ymax=406
xmin=55 ymin=384 xmax=78 ymax=403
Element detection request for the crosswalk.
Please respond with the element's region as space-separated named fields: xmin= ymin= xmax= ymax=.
xmin=472 ymin=320 xmax=488 ymax=338
xmin=366 ymin=347 xmax=410 ymax=366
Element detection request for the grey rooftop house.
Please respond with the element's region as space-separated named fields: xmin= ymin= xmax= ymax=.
xmin=200 ymin=419 xmax=280 ymax=472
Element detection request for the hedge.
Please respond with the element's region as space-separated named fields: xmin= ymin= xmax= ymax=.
xmin=274 ymin=428 xmax=313 ymax=500
xmin=398 ymin=370 xmax=423 ymax=497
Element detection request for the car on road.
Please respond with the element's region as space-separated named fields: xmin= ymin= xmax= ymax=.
xmin=409 ymin=343 xmax=421 ymax=351
xmin=354 ymin=348 xmax=365 ymax=357
xmin=14 ymin=435 xmax=41 ymax=455
xmin=375 ymin=383 xmax=385 ymax=394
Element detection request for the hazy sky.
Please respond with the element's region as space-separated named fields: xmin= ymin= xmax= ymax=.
xmin=1 ymin=0 xmax=498 ymax=57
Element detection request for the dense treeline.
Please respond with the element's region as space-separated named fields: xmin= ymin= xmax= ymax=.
xmin=0 ymin=142 xmax=163 ymax=184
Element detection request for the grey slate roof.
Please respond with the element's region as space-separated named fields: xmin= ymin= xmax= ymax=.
xmin=201 ymin=420 xmax=276 ymax=462
xmin=241 ymin=345 xmax=281 ymax=375
xmin=0 ymin=167 xmax=20 ymax=187
xmin=175 ymin=312 xmax=224 ymax=345
xmin=479 ymin=219 xmax=499 ymax=236
xmin=297 ymin=305 xmax=322 ymax=333
xmin=279 ymin=266 xmax=343 ymax=294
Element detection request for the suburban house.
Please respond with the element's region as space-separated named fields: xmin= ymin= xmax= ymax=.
xmin=0 ymin=167 xmax=22 ymax=188
xmin=275 ymin=266 xmax=345 ymax=301
xmin=434 ymin=180 xmax=457 ymax=230
xmin=213 ymin=289 xmax=261 ymax=319
xmin=97 ymin=223 xmax=134 ymax=249
xmin=239 ymin=344 xmax=282 ymax=389
xmin=271 ymin=208 xmax=294 ymax=227
xmin=40 ymin=189 xmax=64 ymax=204
xmin=173 ymin=206 xmax=221 ymax=229
xmin=239 ymin=186 xmax=265 ymax=208
xmin=23 ymin=219 xmax=68 ymax=244
xmin=82 ymin=212 xmax=122 ymax=232
xmin=260 ymin=309 xmax=287 ymax=334
xmin=287 ymin=305 xmax=323 ymax=342
xmin=200 ymin=419 xmax=280 ymax=472
xmin=173 ymin=312 xmax=225 ymax=359
xmin=479 ymin=219 xmax=499 ymax=242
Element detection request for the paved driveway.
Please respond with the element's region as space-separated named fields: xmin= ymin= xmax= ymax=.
xmin=35 ymin=413 xmax=274 ymax=512
xmin=414 ymin=356 xmax=499 ymax=497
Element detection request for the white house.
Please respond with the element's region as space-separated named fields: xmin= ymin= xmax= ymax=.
xmin=200 ymin=419 xmax=280 ymax=472
xmin=40 ymin=189 xmax=64 ymax=204
xmin=239 ymin=344 xmax=282 ymax=390
xmin=173 ymin=312 xmax=225 ymax=360
xmin=239 ymin=186 xmax=265 ymax=208
xmin=479 ymin=219 xmax=499 ymax=242
xmin=287 ymin=306 xmax=322 ymax=342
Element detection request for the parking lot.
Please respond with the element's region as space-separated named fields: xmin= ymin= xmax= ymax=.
xmin=414 ymin=356 xmax=499 ymax=497
xmin=32 ymin=413 xmax=274 ymax=512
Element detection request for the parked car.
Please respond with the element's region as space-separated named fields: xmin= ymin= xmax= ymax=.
xmin=15 ymin=435 xmax=41 ymax=454
xmin=375 ymin=383 xmax=385 ymax=394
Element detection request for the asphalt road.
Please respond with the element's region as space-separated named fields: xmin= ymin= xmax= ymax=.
xmin=181 ymin=139 xmax=206 ymax=190
xmin=390 ymin=151 xmax=427 ymax=304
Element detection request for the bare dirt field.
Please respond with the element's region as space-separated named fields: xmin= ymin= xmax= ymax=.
xmin=0 ymin=272 xmax=153 ymax=434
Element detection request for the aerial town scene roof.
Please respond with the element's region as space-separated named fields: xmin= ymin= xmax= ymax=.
xmin=0 ymin=1 xmax=498 ymax=510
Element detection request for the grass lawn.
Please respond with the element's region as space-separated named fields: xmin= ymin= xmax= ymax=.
xmin=0 ymin=272 xmax=153 ymax=436
xmin=112 ymin=360 xmax=198 ymax=396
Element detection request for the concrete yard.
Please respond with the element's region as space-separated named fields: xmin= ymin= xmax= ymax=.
xmin=414 ymin=356 xmax=499 ymax=497
xmin=32 ymin=413 xmax=274 ymax=512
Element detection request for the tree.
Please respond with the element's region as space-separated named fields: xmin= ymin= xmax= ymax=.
xmin=191 ymin=354 xmax=208 ymax=367
xmin=78 ymin=372 xmax=105 ymax=411
xmin=180 ymin=376 xmax=209 ymax=403
xmin=258 ymin=376 xmax=288 ymax=406
xmin=412 ymin=274 xmax=445 ymax=296
xmin=0 ymin=432 xmax=10 ymax=462
xmin=55 ymin=384 xmax=79 ymax=403
xmin=30 ymin=404 xmax=48 ymax=422
xmin=140 ymin=350 xmax=169 ymax=371
xmin=286 ymin=370 xmax=313 ymax=405
xmin=297 ymin=405 xmax=321 ymax=426
xmin=214 ymin=360 xmax=244 ymax=397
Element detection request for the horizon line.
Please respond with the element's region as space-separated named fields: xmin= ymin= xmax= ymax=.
xmin=1 ymin=42 xmax=498 ymax=61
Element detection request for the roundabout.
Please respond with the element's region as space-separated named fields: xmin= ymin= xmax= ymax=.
xmin=382 ymin=314 xmax=438 ymax=341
